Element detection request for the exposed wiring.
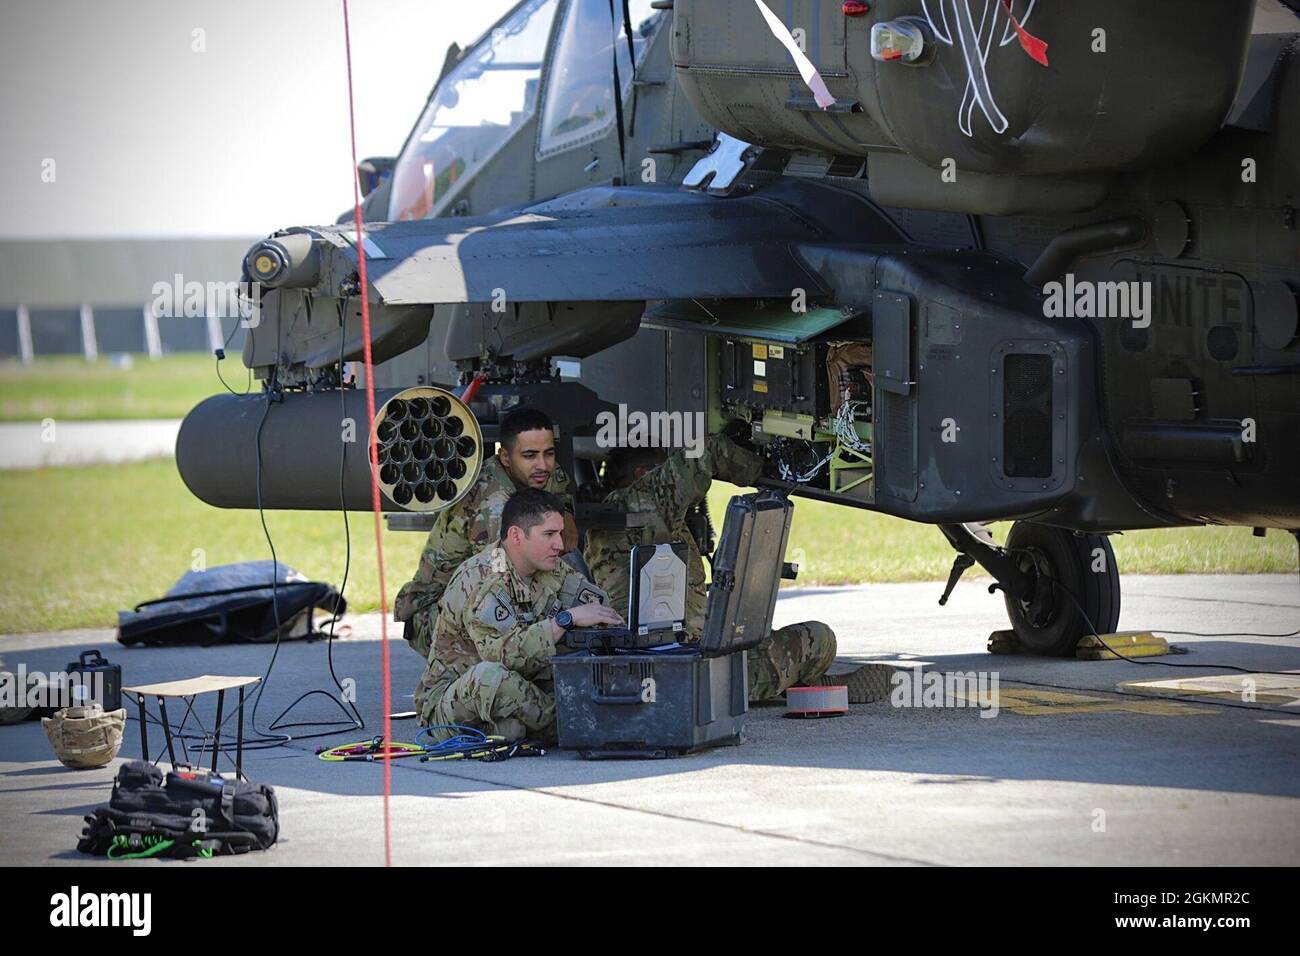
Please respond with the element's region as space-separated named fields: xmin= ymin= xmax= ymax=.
xmin=773 ymin=401 xmax=872 ymax=485
xmin=832 ymin=398 xmax=872 ymax=455
xmin=775 ymin=440 xmax=834 ymax=483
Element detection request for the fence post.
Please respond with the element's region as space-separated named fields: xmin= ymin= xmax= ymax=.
xmin=16 ymin=304 xmax=34 ymax=364
xmin=142 ymin=303 xmax=163 ymax=359
xmin=80 ymin=303 xmax=98 ymax=361
xmin=206 ymin=312 xmax=223 ymax=353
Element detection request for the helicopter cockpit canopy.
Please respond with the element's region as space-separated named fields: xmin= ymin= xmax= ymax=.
xmin=538 ymin=0 xmax=661 ymax=155
xmin=388 ymin=0 xmax=558 ymax=222
xmin=389 ymin=0 xmax=663 ymax=223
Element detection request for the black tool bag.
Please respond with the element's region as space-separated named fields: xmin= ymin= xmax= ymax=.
xmin=117 ymin=560 xmax=345 ymax=646
xmin=78 ymin=761 xmax=279 ymax=859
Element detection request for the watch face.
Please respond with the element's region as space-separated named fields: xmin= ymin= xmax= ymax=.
xmin=556 ymin=610 xmax=572 ymax=628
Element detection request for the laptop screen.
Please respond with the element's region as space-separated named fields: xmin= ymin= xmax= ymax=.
xmin=629 ymin=542 xmax=688 ymax=633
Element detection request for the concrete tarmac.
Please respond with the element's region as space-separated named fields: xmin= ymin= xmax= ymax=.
xmin=1 ymin=574 xmax=1297 ymax=866
xmin=0 ymin=419 xmax=181 ymax=469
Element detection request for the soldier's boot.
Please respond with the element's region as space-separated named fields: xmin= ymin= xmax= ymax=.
xmin=807 ymin=662 xmax=894 ymax=704
xmin=428 ymin=661 xmax=557 ymax=743
xmin=747 ymin=621 xmax=838 ymax=702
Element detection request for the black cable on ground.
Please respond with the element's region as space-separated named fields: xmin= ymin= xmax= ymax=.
xmin=1004 ymin=546 xmax=1300 ymax=678
xmin=994 ymin=676 xmax=1300 ymax=717
xmin=266 ymin=298 xmax=364 ymax=735
xmin=240 ymin=390 xmax=294 ymax=747
xmin=1152 ymin=627 xmax=1298 ymax=639
xmin=1054 ymin=582 xmax=1299 ymax=679
xmin=1148 ymin=533 xmax=1300 ymax=639
xmin=194 ymin=294 xmax=365 ymax=759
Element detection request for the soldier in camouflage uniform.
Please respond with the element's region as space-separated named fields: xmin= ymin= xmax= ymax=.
xmin=584 ymin=432 xmax=837 ymax=701
xmin=394 ymin=407 xmax=576 ymax=658
xmin=414 ymin=488 xmax=621 ymax=742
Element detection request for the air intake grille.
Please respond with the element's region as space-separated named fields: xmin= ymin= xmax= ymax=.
xmin=1003 ymin=354 xmax=1052 ymax=478
xmin=1005 ymin=352 xmax=1051 ymax=400
xmin=879 ymin=390 xmax=917 ymax=500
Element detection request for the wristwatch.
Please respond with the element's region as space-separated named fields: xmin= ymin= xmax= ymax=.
xmin=555 ymin=610 xmax=574 ymax=631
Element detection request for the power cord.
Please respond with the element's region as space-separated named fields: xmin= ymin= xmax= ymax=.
xmin=267 ymin=298 xmax=364 ymax=735
xmin=1004 ymin=546 xmax=1300 ymax=678
xmin=214 ymin=271 xmax=254 ymax=396
xmin=194 ymin=291 xmax=362 ymax=760
xmin=1150 ymin=532 xmax=1300 ymax=638
xmin=249 ymin=292 xmax=363 ymax=741
xmin=1151 ymin=627 xmax=1298 ymax=639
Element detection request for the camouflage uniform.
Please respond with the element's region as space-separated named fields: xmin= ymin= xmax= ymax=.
xmin=746 ymin=621 xmax=838 ymax=701
xmin=584 ymin=434 xmax=836 ymax=701
xmin=394 ymin=456 xmax=571 ymax=657
xmin=413 ymin=546 xmax=608 ymax=742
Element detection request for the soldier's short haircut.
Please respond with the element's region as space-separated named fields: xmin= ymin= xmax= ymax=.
xmin=499 ymin=406 xmax=556 ymax=451
xmin=499 ymin=487 xmax=565 ymax=542
xmin=603 ymin=446 xmax=667 ymax=489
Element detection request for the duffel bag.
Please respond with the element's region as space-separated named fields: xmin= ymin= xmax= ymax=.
xmin=78 ymin=760 xmax=278 ymax=859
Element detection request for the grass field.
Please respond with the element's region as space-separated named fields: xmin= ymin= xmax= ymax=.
xmin=0 ymin=354 xmax=236 ymax=421
xmin=0 ymin=461 xmax=1294 ymax=634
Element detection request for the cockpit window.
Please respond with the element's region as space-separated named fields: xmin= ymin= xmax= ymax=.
xmin=538 ymin=0 xmax=660 ymax=156
xmin=389 ymin=0 xmax=559 ymax=221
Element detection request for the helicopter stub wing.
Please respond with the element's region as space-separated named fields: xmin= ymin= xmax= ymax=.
xmin=301 ymin=184 xmax=900 ymax=306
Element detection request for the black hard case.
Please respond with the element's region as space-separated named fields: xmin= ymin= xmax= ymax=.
xmin=699 ymin=491 xmax=794 ymax=656
xmin=552 ymin=492 xmax=793 ymax=758
xmin=67 ymin=649 xmax=123 ymax=712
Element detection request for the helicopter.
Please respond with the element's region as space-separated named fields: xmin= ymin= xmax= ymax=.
xmin=176 ymin=0 xmax=1300 ymax=656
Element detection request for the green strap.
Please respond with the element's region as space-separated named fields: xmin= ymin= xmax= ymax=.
xmin=107 ymin=834 xmax=175 ymax=860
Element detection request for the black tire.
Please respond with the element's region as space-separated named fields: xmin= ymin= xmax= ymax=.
xmin=1002 ymin=522 xmax=1121 ymax=656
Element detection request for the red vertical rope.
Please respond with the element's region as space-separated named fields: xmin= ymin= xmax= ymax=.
xmin=341 ymin=0 xmax=393 ymax=868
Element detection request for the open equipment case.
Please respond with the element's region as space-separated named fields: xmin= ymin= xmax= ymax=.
xmin=552 ymin=490 xmax=794 ymax=758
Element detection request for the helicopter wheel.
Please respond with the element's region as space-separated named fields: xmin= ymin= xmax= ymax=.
xmin=1002 ymin=522 xmax=1121 ymax=656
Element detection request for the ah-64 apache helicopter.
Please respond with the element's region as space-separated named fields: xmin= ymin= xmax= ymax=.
xmin=176 ymin=0 xmax=1300 ymax=656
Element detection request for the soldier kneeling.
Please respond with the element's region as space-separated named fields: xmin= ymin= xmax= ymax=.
xmin=414 ymin=488 xmax=621 ymax=743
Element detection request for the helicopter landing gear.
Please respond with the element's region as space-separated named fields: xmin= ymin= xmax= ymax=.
xmin=1001 ymin=522 xmax=1121 ymax=656
xmin=937 ymin=521 xmax=1122 ymax=656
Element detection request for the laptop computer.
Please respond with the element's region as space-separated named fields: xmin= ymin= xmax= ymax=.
xmin=561 ymin=542 xmax=689 ymax=651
